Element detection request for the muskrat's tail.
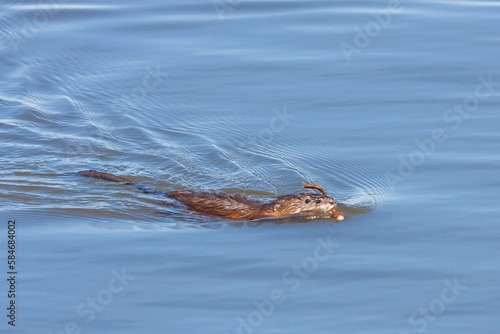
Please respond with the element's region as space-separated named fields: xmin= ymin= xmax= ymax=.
xmin=77 ymin=170 xmax=130 ymax=183
xmin=76 ymin=170 xmax=165 ymax=196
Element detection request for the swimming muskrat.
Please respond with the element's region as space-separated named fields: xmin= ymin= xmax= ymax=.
xmin=76 ymin=170 xmax=345 ymax=221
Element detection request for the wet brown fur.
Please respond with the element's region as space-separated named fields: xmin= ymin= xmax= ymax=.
xmin=76 ymin=170 xmax=341 ymax=220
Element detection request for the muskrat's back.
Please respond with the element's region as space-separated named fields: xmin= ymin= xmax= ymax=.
xmin=167 ymin=191 xmax=271 ymax=219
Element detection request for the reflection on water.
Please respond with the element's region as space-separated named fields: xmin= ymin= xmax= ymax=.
xmin=1 ymin=0 xmax=499 ymax=333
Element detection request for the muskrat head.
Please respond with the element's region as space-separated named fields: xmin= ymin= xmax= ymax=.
xmin=272 ymin=193 xmax=337 ymax=216
xmin=271 ymin=184 xmax=338 ymax=217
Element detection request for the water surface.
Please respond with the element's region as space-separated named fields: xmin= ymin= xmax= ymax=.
xmin=1 ymin=0 xmax=499 ymax=333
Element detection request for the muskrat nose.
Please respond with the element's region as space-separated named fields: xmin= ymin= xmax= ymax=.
xmin=329 ymin=199 xmax=335 ymax=205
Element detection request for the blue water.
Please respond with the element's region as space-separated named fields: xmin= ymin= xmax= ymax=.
xmin=1 ymin=0 xmax=499 ymax=333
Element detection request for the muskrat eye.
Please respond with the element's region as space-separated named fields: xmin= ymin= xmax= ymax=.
xmin=305 ymin=199 xmax=311 ymax=203
xmin=316 ymin=199 xmax=321 ymax=204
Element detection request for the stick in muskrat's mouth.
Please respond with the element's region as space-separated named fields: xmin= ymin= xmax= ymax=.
xmin=303 ymin=184 xmax=328 ymax=196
